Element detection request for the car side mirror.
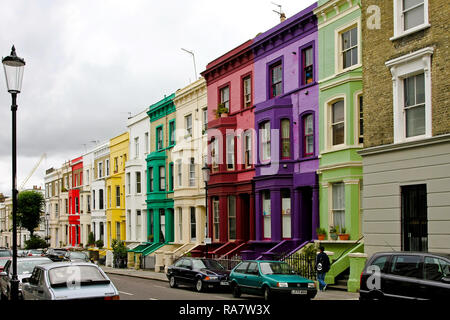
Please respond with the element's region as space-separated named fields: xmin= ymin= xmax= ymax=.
xmin=442 ymin=277 xmax=450 ymax=284
xmin=0 ymin=272 xmax=7 ymax=277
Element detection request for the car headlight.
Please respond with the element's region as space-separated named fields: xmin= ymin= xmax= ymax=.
xmin=277 ymin=282 xmax=288 ymax=288
xmin=205 ymin=276 xmax=218 ymax=281
xmin=308 ymin=282 xmax=316 ymax=288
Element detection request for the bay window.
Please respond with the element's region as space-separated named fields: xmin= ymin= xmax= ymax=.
xmin=281 ymin=119 xmax=290 ymax=159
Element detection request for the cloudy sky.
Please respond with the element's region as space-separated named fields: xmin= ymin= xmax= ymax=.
xmin=0 ymin=0 xmax=316 ymax=195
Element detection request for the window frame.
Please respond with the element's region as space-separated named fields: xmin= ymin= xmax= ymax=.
xmin=268 ymin=58 xmax=283 ymax=99
xmin=280 ymin=118 xmax=291 ymax=160
xmin=392 ymin=0 xmax=430 ymax=40
xmin=226 ymin=134 xmax=235 ymax=171
xmin=168 ymin=120 xmax=176 ymax=147
xmin=156 ymin=125 xmax=164 ymax=151
xmin=242 ymin=73 xmax=252 ymax=109
xmin=189 ymin=158 xmax=196 ymax=187
xmin=219 ymin=84 xmax=230 ymax=111
xmin=335 ymin=19 xmax=361 ymax=74
xmin=299 ymin=42 xmax=315 ymax=87
xmin=259 ymin=121 xmax=271 ymax=163
xmin=386 ymin=47 xmax=433 ymax=144
xmin=159 ymin=166 xmax=166 ymax=192
xmin=330 ymin=99 xmax=345 ymax=147
xmin=185 ymin=114 xmax=193 ymax=137
xmin=301 ymin=112 xmax=315 ymax=158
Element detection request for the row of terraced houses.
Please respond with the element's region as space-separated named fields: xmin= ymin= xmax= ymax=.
xmin=37 ymin=0 xmax=449 ymax=292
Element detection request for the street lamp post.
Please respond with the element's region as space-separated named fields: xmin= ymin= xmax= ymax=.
xmin=2 ymin=45 xmax=25 ymax=301
xmin=201 ymin=163 xmax=210 ymax=258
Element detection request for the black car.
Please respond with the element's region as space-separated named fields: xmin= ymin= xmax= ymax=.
xmin=45 ymin=248 xmax=68 ymax=262
xmin=360 ymin=251 xmax=450 ymax=301
xmin=166 ymin=257 xmax=230 ymax=292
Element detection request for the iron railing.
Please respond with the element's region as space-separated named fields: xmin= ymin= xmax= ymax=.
xmin=277 ymin=252 xmax=317 ymax=280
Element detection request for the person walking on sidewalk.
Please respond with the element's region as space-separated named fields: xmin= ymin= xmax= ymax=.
xmin=315 ymin=246 xmax=330 ymax=292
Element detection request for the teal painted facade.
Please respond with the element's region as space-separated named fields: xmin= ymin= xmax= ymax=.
xmin=146 ymin=93 xmax=176 ymax=244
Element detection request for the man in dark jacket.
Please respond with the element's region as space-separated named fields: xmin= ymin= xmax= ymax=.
xmin=315 ymin=246 xmax=330 ymax=291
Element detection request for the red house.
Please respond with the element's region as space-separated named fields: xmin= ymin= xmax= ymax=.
xmin=68 ymin=156 xmax=83 ymax=246
xmin=198 ymin=39 xmax=256 ymax=258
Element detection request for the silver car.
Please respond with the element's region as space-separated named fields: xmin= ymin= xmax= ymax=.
xmin=21 ymin=262 xmax=119 ymax=300
xmin=0 ymin=256 xmax=53 ymax=300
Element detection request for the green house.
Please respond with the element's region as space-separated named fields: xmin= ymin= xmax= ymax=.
xmin=314 ymin=0 xmax=364 ymax=289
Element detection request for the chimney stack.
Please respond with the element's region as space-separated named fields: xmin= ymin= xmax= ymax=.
xmin=280 ymin=13 xmax=286 ymax=22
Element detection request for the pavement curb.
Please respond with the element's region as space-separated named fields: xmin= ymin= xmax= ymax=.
xmin=102 ymin=267 xmax=169 ymax=283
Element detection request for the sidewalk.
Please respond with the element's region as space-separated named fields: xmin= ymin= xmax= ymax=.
xmin=101 ymin=266 xmax=359 ymax=300
xmin=101 ymin=266 xmax=168 ymax=282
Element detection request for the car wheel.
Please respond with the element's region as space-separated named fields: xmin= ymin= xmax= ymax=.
xmin=169 ymin=276 xmax=178 ymax=288
xmin=195 ymin=278 xmax=204 ymax=292
xmin=231 ymin=283 xmax=241 ymax=298
xmin=263 ymin=286 xmax=272 ymax=301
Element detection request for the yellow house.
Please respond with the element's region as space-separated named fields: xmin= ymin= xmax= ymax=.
xmin=106 ymin=132 xmax=129 ymax=248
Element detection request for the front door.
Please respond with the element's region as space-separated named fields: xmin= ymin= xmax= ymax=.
xmin=401 ymin=185 xmax=428 ymax=252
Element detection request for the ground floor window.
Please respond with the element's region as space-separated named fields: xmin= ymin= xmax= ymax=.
xmin=262 ymin=191 xmax=271 ymax=239
xmin=281 ymin=189 xmax=291 ymax=238
xmin=159 ymin=209 xmax=166 ymax=242
xmin=213 ymin=197 xmax=220 ymax=241
xmin=190 ymin=207 xmax=196 ymax=241
xmin=332 ymin=182 xmax=345 ymax=232
xmin=228 ymin=196 xmax=236 ymax=240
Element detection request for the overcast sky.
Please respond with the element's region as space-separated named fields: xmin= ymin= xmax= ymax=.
xmin=0 ymin=0 xmax=316 ymax=195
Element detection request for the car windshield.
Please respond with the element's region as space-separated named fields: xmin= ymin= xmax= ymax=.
xmin=202 ymin=259 xmax=225 ymax=270
xmin=0 ymin=259 xmax=9 ymax=267
xmin=49 ymin=265 xmax=108 ymax=286
xmin=30 ymin=250 xmax=43 ymax=254
xmin=0 ymin=251 xmax=11 ymax=257
xmin=260 ymin=262 xmax=296 ymax=275
xmin=69 ymin=252 xmax=87 ymax=259
xmin=53 ymin=250 xmax=66 ymax=255
xmin=18 ymin=259 xmax=51 ymax=275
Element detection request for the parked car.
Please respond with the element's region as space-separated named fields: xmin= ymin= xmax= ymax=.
xmin=64 ymin=251 xmax=91 ymax=263
xmin=166 ymin=257 xmax=230 ymax=292
xmin=0 ymin=256 xmax=53 ymax=300
xmin=0 ymin=249 xmax=12 ymax=273
xmin=360 ymin=251 xmax=450 ymax=301
xmin=18 ymin=250 xmax=29 ymax=257
xmin=229 ymin=260 xmax=317 ymax=301
xmin=21 ymin=262 xmax=119 ymax=300
xmin=26 ymin=249 xmax=46 ymax=257
xmin=45 ymin=248 xmax=68 ymax=262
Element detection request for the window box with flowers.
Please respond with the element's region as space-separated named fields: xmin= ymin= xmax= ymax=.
xmin=215 ymin=103 xmax=229 ymax=118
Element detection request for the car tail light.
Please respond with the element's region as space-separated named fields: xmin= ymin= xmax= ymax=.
xmin=104 ymin=295 xmax=120 ymax=300
xmin=28 ymin=253 xmax=32 ymax=256
xmin=360 ymin=271 xmax=364 ymax=285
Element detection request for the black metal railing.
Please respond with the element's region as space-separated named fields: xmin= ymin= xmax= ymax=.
xmin=276 ymin=252 xmax=317 ymax=280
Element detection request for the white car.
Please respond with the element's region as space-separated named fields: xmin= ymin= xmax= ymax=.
xmin=22 ymin=262 xmax=119 ymax=300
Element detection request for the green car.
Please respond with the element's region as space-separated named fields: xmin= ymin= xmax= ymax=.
xmin=229 ymin=260 xmax=317 ymax=301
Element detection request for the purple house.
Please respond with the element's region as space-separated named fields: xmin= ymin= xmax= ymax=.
xmin=242 ymin=4 xmax=319 ymax=260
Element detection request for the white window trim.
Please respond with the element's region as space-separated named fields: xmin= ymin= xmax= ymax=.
xmin=334 ymin=18 xmax=362 ymax=75
xmin=353 ymin=90 xmax=363 ymax=147
xmin=324 ymin=94 xmax=347 ymax=152
xmin=391 ymin=0 xmax=430 ymax=41
xmin=385 ymin=47 xmax=433 ymax=144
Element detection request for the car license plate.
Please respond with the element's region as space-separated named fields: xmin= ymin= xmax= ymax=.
xmin=291 ymin=290 xmax=307 ymax=295
xmin=220 ymin=281 xmax=229 ymax=286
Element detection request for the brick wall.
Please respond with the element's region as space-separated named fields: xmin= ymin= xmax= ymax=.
xmin=362 ymin=0 xmax=449 ymax=148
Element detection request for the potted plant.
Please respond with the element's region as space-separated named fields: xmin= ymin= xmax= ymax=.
xmin=329 ymin=226 xmax=338 ymax=240
xmin=316 ymin=227 xmax=327 ymax=240
xmin=215 ymin=103 xmax=229 ymax=118
xmin=338 ymin=227 xmax=350 ymax=240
